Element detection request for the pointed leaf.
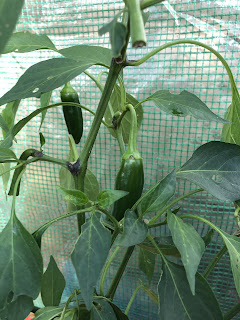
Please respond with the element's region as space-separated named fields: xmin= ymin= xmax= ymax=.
xmin=178 ymin=141 xmax=240 ymax=201
xmin=58 ymin=45 xmax=112 ymax=67
xmin=2 ymin=31 xmax=57 ymax=54
xmin=34 ymin=307 xmax=63 ymax=320
xmin=0 ymin=295 xmax=33 ymax=320
xmin=0 ymin=148 xmax=17 ymax=162
xmin=71 ymin=213 xmax=111 ymax=310
xmin=91 ymin=299 xmax=117 ymax=320
xmin=158 ymin=260 xmax=223 ymax=320
xmin=167 ymin=210 xmax=205 ymax=294
xmin=116 ymin=210 xmax=148 ymax=247
xmin=146 ymin=90 xmax=229 ymax=122
xmin=0 ymin=0 xmax=25 ymax=54
xmin=105 ymin=85 xmax=143 ymax=143
xmin=222 ymin=84 xmax=240 ymax=145
xmin=40 ymin=91 xmax=52 ymax=129
xmin=1 ymin=99 xmax=20 ymax=137
xmin=97 ymin=189 xmax=129 ymax=209
xmin=140 ymin=170 xmax=176 ymax=214
xmin=109 ymin=302 xmax=129 ymax=320
xmin=0 ymin=214 xmax=43 ymax=309
xmin=141 ymin=284 xmax=159 ymax=306
xmin=41 ymin=256 xmax=66 ymax=307
xmin=57 ymin=185 xmax=89 ymax=206
xmin=0 ymin=58 xmax=94 ymax=106
xmin=138 ymin=247 xmax=155 ymax=284
xmin=39 ymin=132 xmax=46 ymax=148
xmin=0 ymin=163 xmax=10 ymax=192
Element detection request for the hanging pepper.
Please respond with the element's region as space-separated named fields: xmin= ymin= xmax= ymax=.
xmin=112 ymin=104 xmax=144 ymax=221
xmin=60 ymin=82 xmax=83 ymax=144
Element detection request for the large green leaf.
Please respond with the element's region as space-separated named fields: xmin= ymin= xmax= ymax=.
xmin=138 ymin=247 xmax=155 ymax=284
xmin=0 ymin=0 xmax=25 ymax=54
xmin=145 ymin=90 xmax=228 ymax=123
xmin=140 ymin=170 xmax=176 ymax=214
xmin=158 ymin=260 xmax=223 ymax=320
xmin=97 ymin=189 xmax=129 ymax=209
xmin=178 ymin=141 xmax=240 ymax=201
xmin=0 ymin=295 xmax=33 ymax=320
xmin=2 ymin=31 xmax=57 ymax=54
xmin=34 ymin=307 xmax=63 ymax=320
xmin=58 ymin=45 xmax=112 ymax=67
xmin=116 ymin=210 xmax=148 ymax=247
xmin=71 ymin=213 xmax=111 ymax=310
xmin=222 ymin=84 xmax=240 ymax=145
xmin=0 ymin=58 xmax=93 ymax=106
xmin=105 ymin=85 xmax=143 ymax=143
xmin=0 ymin=213 xmax=43 ymax=309
xmin=91 ymin=299 xmax=117 ymax=320
xmin=167 ymin=210 xmax=205 ymax=294
xmin=41 ymin=256 xmax=66 ymax=307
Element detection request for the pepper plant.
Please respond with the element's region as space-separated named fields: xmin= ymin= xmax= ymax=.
xmin=0 ymin=0 xmax=240 ymax=319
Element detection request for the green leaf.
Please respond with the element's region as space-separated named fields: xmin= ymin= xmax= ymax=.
xmin=39 ymin=132 xmax=46 ymax=148
xmin=140 ymin=170 xmax=176 ymax=214
xmin=0 ymin=58 xmax=94 ymax=107
xmin=2 ymin=31 xmax=57 ymax=54
xmin=71 ymin=213 xmax=111 ymax=310
xmin=116 ymin=210 xmax=148 ymax=247
xmin=146 ymin=90 xmax=229 ymax=123
xmin=110 ymin=22 xmax=127 ymax=58
xmin=0 ymin=148 xmax=17 ymax=162
xmin=105 ymin=85 xmax=143 ymax=143
xmin=138 ymin=236 xmax=181 ymax=257
xmin=97 ymin=189 xmax=129 ymax=209
xmin=178 ymin=141 xmax=240 ymax=201
xmin=0 ymin=213 xmax=43 ymax=309
xmin=167 ymin=210 xmax=205 ymax=295
xmin=34 ymin=307 xmax=63 ymax=320
xmin=58 ymin=45 xmax=112 ymax=67
xmin=141 ymin=284 xmax=159 ymax=306
xmin=138 ymin=247 xmax=155 ymax=284
xmin=222 ymin=84 xmax=240 ymax=145
xmin=39 ymin=91 xmax=52 ymax=129
xmin=202 ymin=229 xmax=214 ymax=247
xmin=214 ymin=228 xmax=240 ymax=297
xmin=0 ymin=114 xmax=10 ymax=134
xmin=0 ymin=163 xmax=10 ymax=192
xmin=98 ymin=11 xmax=122 ymax=36
xmin=0 ymin=0 xmax=25 ymax=54
xmin=57 ymin=185 xmax=89 ymax=206
xmin=158 ymin=260 xmax=223 ymax=320
xmin=59 ymin=166 xmax=99 ymax=202
xmin=62 ymin=309 xmax=78 ymax=320
xmin=91 ymin=299 xmax=117 ymax=320
xmin=41 ymin=256 xmax=66 ymax=307
xmin=1 ymin=99 xmax=20 ymax=137
xmin=108 ymin=302 xmax=129 ymax=320
xmin=0 ymin=295 xmax=33 ymax=320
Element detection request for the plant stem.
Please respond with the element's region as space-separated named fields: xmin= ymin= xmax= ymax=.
xmin=125 ymin=285 xmax=143 ymax=315
xmin=128 ymin=0 xmax=147 ymax=48
xmin=106 ymin=246 xmax=135 ymax=299
xmin=126 ymin=40 xmax=236 ymax=96
xmin=224 ymin=301 xmax=240 ymax=320
xmin=140 ymin=0 xmax=165 ymax=9
xmin=148 ymin=188 xmax=203 ymax=224
xmin=99 ymin=246 xmax=120 ymax=296
xmin=202 ymin=245 xmax=227 ymax=279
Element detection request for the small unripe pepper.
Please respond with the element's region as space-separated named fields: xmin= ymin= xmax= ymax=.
xmin=112 ymin=104 xmax=144 ymax=221
xmin=60 ymin=82 xmax=83 ymax=144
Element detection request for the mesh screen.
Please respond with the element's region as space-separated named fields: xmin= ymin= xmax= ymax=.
xmin=0 ymin=1 xmax=240 ymax=319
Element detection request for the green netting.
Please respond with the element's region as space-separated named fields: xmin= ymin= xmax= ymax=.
xmin=0 ymin=0 xmax=240 ymax=319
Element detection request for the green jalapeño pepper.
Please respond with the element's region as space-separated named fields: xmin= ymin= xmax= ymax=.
xmin=112 ymin=104 xmax=144 ymax=221
xmin=60 ymin=82 xmax=83 ymax=144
